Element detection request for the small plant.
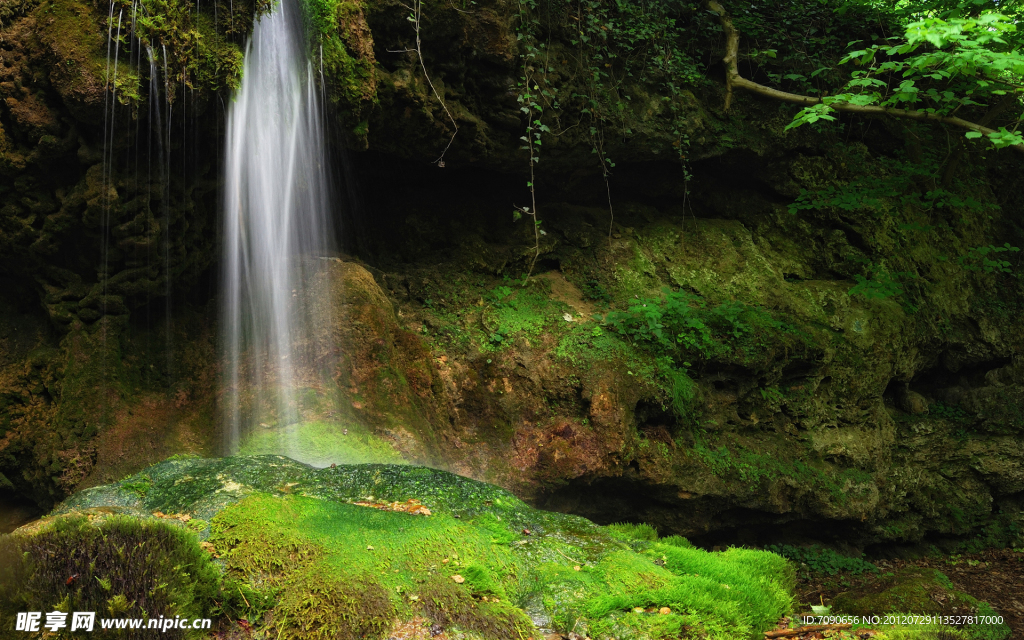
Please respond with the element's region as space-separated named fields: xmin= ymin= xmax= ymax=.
xmin=848 ymin=263 xmax=919 ymax=313
xmin=930 ymin=402 xmax=971 ymax=422
xmin=766 ymin=544 xmax=879 ymax=578
xmin=602 ymin=288 xmax=799 ymax=363
xmin=121 ymin=474 xmax=153 ymax=497
xmin=511 ymin=6 xmax=549 ymax=285
xmin=956 ymin=243 xmax=1021 ymax=274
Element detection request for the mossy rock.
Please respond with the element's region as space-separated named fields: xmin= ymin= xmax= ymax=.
xmin=831 ymin=568 xmax=1012 ymax=639
xmin=833 ymin=567 xmax=976 ymax=617
xmin=0 ymin=515 xmax=221 ymax=639
xmin=8 ymin=455 xmax=797 ymax=639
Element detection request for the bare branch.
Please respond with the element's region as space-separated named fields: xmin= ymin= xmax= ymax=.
xmin=706 ymin=1 xmax=1024 ymax=154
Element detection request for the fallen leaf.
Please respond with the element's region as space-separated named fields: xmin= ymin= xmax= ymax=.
xmin=352 ymin=498 xmax=432 ymax=516
xmin=451 ymin=575 xmax=465 ymax=584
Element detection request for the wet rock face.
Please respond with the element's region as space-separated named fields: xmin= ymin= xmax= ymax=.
xmin=325 ymin=124 xmax=1024 ymax=547
xmin=280 ymin=246 xmax=1023 ymax=550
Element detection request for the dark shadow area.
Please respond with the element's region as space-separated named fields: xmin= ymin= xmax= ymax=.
xmin=533 ymin=475 xmax=876 ymax=550
xmin=0 ymin=493 xmax=42 ymax=534
xmin=332 ymin=150 xmax=781 ymax=269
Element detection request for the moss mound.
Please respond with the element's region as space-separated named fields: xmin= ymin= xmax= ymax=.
xmin=835 ymin=565 xmax=987 ymax=618
xmin=832 ymin=567 xmax=1011 ymax=640
xmin=14 ymin=455 xmax=798 ymax=639
xmin=0 ymin=515 xmax=221 ymax=638
xmin=834 ymin=567 xmax=972 ymax=616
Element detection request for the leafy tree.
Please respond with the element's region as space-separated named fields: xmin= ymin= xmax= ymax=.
xmin=708 ymin=0 xmax=1024 ymax=153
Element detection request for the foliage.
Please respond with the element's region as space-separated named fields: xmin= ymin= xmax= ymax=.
xmin=732 ymin=0 xmax=896 ymax=94
xmin=0 ymin=516 xmax=222 ymax=638
xmin=692 ymin=431 xmax=876 ymax=504
xmin=930 ymin=401 xmax=971 ymax=422
xmin=765 ymin=544 xmax=878 ymax=578
xmin=563 ymin=0 xmax=707 ymax=135
xmin=786 ymin=152 xmax=994 ymax=217
xmin=593 ymin=287 xmax=811 ymax=418
xmin=512 ymin=2 xmax=549 ymax=282
xmin=602 ymin=287 xmax=803 ymax=364
xmin=848 ymin=264 xmax=919 ymax=313
xmin=508 ymin=0 xmax=716 ymax=260
xmin=301 ymin=0 xmax=377 ymax=112
xmin=956 ymin=244 xmax=1021 ymax=273
xmin=971 ymin=604 xmax=1013 ymax=640
xmin=121 ymin=473 xmax=153 ymax=497
xmin=107 ymin=0 xmax=248 ymax=101
xmin=787 ymin=6 xmax=1024 ymax=150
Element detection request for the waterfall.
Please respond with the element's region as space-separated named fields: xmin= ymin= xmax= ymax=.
xmin=222 ymin=0 xmax=334 ymax=454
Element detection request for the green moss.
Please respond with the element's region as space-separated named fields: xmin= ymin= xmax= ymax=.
xmin=270 ymin=569 xmax=395 ymax=640
xmin=121 ymin=473 xmax=152 ymax=497
xmin=237 ymin=420 xmax=406 ymax=467
xmin=419 ymin=574 xmax=532 ymax=638
xmin=473 ymin=511 xmax=518 ymax=545
xmin=832 ymin=568 xmax=1011 ymax=640
xmin=52 ymin=456 xmax=797 ymax=639
xmin=480 ymin=283 xmax=554 ymax=351
xmin=300 ymin=0 xmax=376 ymax=126
xmin=690 ymin=432 xmax=877 ymax=506
xmin=834 ymin=568 xmax=976 ymax=616
xmin=766 ymin=544 xmax=877 ymax=579
xmin=0 ymin=515 xmax=221 ymax=637
xmin=607 ymin=522 xmax=659 ymax=543
xmin=580 ymin=545 xmax=793 ymax=639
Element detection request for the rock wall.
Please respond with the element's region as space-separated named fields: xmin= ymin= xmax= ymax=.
xmin=0 ymin=0 xmax=1021 ymax=551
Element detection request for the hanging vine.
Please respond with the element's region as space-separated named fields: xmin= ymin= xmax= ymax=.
xmin=394 ymin=0 xmax=460 ymax=166
xmin=512 ymin=0 xmax=548 ymax=283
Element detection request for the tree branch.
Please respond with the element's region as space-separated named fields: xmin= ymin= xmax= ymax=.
xmin=707 ymin=1 xmax=1024 ymax=154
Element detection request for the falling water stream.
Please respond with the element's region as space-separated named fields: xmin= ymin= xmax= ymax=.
xmin=222 ymin=0 xmax=334 ymax=454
